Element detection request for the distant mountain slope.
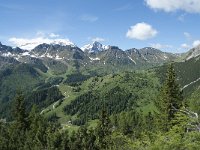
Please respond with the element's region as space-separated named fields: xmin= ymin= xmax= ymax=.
xmin=126 ymin=47 xmax=178 ymax=67
xmin=85 ymin=45 xmax=179 ymax=73
xmin=155 ymin=54 xmax=200 ymax=95
xmin=185 ymin=44 xmax=200 ymax=60
xmin=0 ymin=63 xmax=64 ymax=120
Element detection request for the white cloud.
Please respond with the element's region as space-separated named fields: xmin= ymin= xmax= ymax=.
xmin=193 ymin=40 xmax=200 ymax=47
xmin=80 ymin=14 xmax=98 ymax=22
xmin=91 ymin=37 xmax=105 ymax=42
xmin=145 ymin=0 xmax=200 ymax=13
xmin=126 ymin=22 xmax=158 ymax=40
xmin=181 ymin=43 xmax=191 ymax=49
xmin=179 ymin=40 xmax=200 ymax=50
xmin=9 ymin=32 xmax=74 ymax=50
xmin=49 ymin=33 xmax=60 ymax=38
xmin=150 ymin=43 xmax=172 ymax=49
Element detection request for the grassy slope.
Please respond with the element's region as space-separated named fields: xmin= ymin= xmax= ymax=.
xmin=43 ymin=70 xmax=160 ymax=129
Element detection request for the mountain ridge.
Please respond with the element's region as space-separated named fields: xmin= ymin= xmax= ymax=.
xmin=185 ymin=45 xmax=200 ymax=60
xmin=0 ymin=41 xmax=182 ymax=70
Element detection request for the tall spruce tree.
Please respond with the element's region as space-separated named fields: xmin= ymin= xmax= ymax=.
xmin=8 ymin=92 xmax=29 ymax=149
xmin=13 ymin=91 xmax=28 ymax=131
xmin=156 ymin=63 xmax=183 ymax=131
xmin=96 ymin=109 xmax=112 ymax=150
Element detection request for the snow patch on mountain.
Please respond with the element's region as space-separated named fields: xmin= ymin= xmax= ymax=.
xmin=55 ymin=54 xmax=63 ymax=60
xmin=89 ymin=57 xmax=100 ymax=61
xmin=128 ymin=56 xmax=136 ymax=64
xmin=22 ymin=52 xmax=30 ymax=56
xmin=2 ymin=52 xmax=14 ymax=57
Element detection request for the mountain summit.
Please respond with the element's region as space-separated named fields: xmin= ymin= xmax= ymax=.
xmin=81 ymin=41 xmax=109 ymax=53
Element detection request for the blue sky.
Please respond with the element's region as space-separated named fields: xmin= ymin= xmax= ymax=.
xmin=1 ymin=0 xmax=200 ymax=53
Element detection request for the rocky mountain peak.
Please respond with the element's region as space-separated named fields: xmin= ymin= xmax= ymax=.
xmin=81 ymin=41 xmax=109 ymax=53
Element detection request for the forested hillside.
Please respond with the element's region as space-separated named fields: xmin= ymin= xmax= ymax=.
xmin=1 ymin=64 xmax=200 ymax=150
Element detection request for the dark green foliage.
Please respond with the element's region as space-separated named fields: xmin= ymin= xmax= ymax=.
xmin=27 ymin=86 xmax=64 ymax=110
xmin=64 ymin=91 xmax=97 ymax=117
xmin=47 ymin=113 xmax=59 ymax=122
xmin=155 ymin=64 xmax=183 ymax=131
xmin=111 ymin=110 xmax=144 ymax=137
xmin=0 ymin=95 xmax=113 ymax=150
xmin=69 ymin=109 xmax=113 ymax=150
xmin=46 ymin=76 xmax=64 ymax=85
xmin=0 ymin=64 xmax=45 ymax=119
xmin=19 ymin=57 xmax=48 ymax=73
xmin=64 ymin=88 xmax=134 ymax=125
xmin=13 ymin=92 xmax=28 ymax=131
xmin=187 ymin=88 xmax=200 ymax=115
xmin=44 ymin=59 xmax=68 ymax=75
xmin=64 ymin=72 xmax=91 ymax=86
xmin=0 ymin=93 xmax=66 ymax=150
xmin=0 ymin=122 xmax=10 ymax=150
xmin=64 ymin=72 xmax=159 ymax=125
xmin=155 ymin=56 xmax=200 ymax=95
xmin=95 ymin=109 xmax=113 ymax=150
xmin=1 ymin=65 xmax=200 ymax=150
xmin=104 ymin=86 xmax=134 ymax=114
xmin=7 ymin=93 xmax=29 ymax=149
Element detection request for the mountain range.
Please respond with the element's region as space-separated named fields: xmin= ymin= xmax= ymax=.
xmin=0 ymin=41 xmax=183 ymax=73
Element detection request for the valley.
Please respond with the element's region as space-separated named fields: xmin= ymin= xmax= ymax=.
xmin=2 ymin=0 xmax=200 ymax=149
xmin=0 ymin=41 xmax=181 ymax=120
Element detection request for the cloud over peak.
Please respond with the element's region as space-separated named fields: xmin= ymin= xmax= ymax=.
xmin=193 ymin=40 xmax=200 ymax=47
xmin=9 ymin=32 xmax=74 ymax=50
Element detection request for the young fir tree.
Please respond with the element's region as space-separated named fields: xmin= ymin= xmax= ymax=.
xmin=156 ymin=63 xmax=183 ymax=131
